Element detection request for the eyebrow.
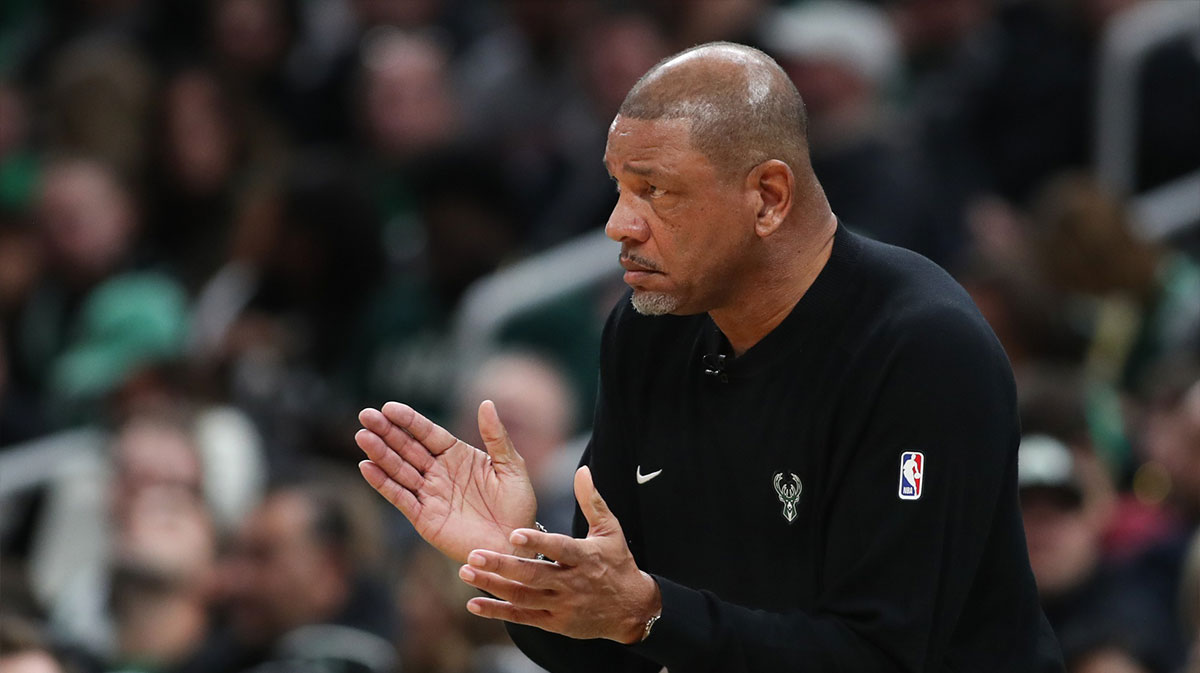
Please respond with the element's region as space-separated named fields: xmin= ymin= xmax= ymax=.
xmin=603 ymin=158 xmax=658 ymax=178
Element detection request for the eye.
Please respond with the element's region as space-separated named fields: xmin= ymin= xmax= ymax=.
xmin=647 ymin=184 xmax=665 ymax=198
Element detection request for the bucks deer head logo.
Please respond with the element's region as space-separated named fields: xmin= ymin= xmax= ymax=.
xmin=773 ymin=472 xmax=802 ymax=523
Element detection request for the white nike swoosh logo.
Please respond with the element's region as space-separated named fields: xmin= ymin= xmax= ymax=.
xmin=636 ymin=466 xmax=663 ymax=484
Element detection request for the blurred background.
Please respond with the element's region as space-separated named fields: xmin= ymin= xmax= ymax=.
xmin=0 ymin=0 xmax=1197 ymax=672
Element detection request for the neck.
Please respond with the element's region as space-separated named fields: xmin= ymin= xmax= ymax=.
xmin=709 ymin=213 xmax=837 ymax=357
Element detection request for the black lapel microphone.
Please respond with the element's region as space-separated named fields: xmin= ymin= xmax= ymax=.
xmin=702 ymin=354 xmax=728 ymax=382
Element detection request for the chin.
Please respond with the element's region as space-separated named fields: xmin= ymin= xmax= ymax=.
xmin=629 ymin=290 xmax=682 ymax=316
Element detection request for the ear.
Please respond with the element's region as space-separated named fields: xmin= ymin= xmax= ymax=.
xmin=746 ymin=160 xmax=794 ymax=238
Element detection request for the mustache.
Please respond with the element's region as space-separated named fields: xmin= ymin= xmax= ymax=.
xmin=619 ymin=251 xmax=663 ymax=272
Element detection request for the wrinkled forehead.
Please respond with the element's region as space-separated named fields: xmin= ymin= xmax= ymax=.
xmin=603 ymin=115 xmax=696 ymax=165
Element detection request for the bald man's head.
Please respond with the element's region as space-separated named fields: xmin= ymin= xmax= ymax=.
xmin=618 ymin=42 xmax=809 ymax=182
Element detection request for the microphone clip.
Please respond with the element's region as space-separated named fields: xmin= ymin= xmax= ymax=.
xmin=702 ymin=354 xmax=728 ymax=382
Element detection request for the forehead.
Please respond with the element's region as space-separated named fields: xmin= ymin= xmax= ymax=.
xmin=603 ymin=116 xmax=706 ymax=175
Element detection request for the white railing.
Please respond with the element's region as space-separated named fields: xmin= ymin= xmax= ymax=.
xmin=450 ymin=228 xmax=621 ymax=383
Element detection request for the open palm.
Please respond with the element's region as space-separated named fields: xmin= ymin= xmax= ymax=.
xmin=356 ymin=400 xmax=537 ymax=564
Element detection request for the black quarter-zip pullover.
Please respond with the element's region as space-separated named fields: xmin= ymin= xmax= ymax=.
xmin=509 ymin=224 xmax=1065 ymax=673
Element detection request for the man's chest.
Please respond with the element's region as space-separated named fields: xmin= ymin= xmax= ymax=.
xmin=621 ymin=373 xmax=838 ymax=611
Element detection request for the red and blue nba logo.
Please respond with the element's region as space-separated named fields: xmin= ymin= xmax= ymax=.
xmin=898 ymin=452 xmax=924 ymax=500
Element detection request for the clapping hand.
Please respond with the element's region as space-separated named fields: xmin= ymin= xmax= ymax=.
xmin=355 ymin=400 xmax=538 ymax=564
xmin=456 ymin=466 xmax=662 ymax=644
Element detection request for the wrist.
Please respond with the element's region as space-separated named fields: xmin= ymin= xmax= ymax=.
xmin=619 ymin=571 xmax=662 ymax=645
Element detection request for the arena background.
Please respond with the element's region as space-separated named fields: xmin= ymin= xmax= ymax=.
xmin=0 ymin=0 xmax=1198 ymax=671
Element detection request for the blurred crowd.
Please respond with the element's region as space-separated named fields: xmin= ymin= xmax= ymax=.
xmin=0 ymin=0 xmax=1197 ymax=672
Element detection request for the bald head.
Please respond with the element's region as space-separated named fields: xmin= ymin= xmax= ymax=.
xmin=618 ymin=42 xmax=809 ymax=182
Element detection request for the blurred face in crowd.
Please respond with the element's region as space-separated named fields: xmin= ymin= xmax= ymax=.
xmin=112 ymin=418 xmax=203 ymax=519
xmin=1021 ymin=486 xmax=1100 ymax=597
xmin=212 ymin=0 xmax=290 ymax=76
xmin=223 ymin=492 xmax=348 ymax=647
xmin=111 ymin=418 xmax=213 ymax=584
xmin=36 ymin=159 xmax=135 ymax=284
xmin=604 ymin=115 xmax=758 ymax=316
xmin=163 ymin=71 xmax=236 ymax=197
xmin=455 ymin=354 xmax=574 ymax=487
xmin=362 ymin=33 xmax=456 ymax=159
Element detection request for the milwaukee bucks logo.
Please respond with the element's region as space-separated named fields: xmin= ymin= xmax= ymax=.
xmin=773 ymin=472 xmax=802 ymax=523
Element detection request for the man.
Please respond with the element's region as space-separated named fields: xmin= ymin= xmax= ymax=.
xmin=356 ymin=42 xmax=1064 ymax=672
xmin=222 ymin=480 xmax=395 ymax=673
xmin=1018 ymin=434 xmax=1174 ymax=672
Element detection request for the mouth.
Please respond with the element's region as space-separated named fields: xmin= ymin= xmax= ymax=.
xmin=619 ymin=255 xmax=662 ymax=287
xmin=619 ymin=254 xmax=661 ymax=274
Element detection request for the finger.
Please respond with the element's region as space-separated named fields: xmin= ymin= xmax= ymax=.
xmin=509 ymin=528 xmax=585 ymax=567
xmin=465 ymin=596 xmax=552 ymax=628
xmin=359 ymin=460 xmax=420 ymax=520
xmin=458 ymin=565 xmax=557 ymax=609
xmin=574 ymin=466 xmax=618 ymax=536
xmin=380 ymin=401 xmax=458 ymax=455
xmin=467 ymin=549 xmax=560 ymax=588
xmin=358 ymin=409 xmax=436 ymax=473
xmin=354 ymin=429 xmax=425 ymax=489
xmin=477 ymin=400 xmax=524 ymax=471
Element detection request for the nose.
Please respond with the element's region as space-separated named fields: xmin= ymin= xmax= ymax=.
xmin=604 ymin=194 xmax=650 ymax=244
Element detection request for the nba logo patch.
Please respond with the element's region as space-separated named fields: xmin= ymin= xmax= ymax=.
xmin=898 ymin=452 xmax=924 ymax=500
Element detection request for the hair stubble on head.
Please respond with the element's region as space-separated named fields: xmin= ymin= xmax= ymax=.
xmin=617 ymin=41 xmax=811 ymax=183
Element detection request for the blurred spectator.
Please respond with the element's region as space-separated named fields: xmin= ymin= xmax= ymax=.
xmin=355 ymin=28 xmax=460 ymax=271
xmin=1030 ymin=173 xmax=1200 ymax=391
xmin=8 ymin=157 xmax=187 ymax=427
xmin=190 ymin=155 xmax=383 ymax=464
xmin=105 ymin=467 xmax=222 ymax=673
xmin=346 ymin=148 xmax=518 ymax=424
xmin=1124 ymin=364 xmax=1200 ymax=652
xmin=454 ymin=0 xmax=597 ymax=245
xmin=452 ymin=351 xmax=579 ymax=535
xmin=29 ymin=409 xmax=218 ymax=667
xmin=360 ymin=29 xmax=458 ymax=163
xmin=761 ymin=0 xmax=963 ymax=268
xmin=523 ymin=9 xmax=669 ymax=250
xmin=220 ymin=476 xmax=395 ymax=673
xmin=1019 ymin=434 xmax=1178 ymax=672
xmin=397 ymin=545 xmax=543 ymax=673
xmin=43 ymin=40 xmax=153 ymax=182
xmin=145 ymin=66 xmax=286 ymax=290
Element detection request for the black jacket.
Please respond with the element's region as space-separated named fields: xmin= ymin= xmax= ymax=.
xmin=509 ymin=225 xmax=1064 ymax=672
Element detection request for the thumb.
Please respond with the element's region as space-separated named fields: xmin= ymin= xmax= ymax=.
xmin=477 ymin=400 xmax=524 ymax=473
xmin=574 ymin=466 xmax=617 ymax=536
